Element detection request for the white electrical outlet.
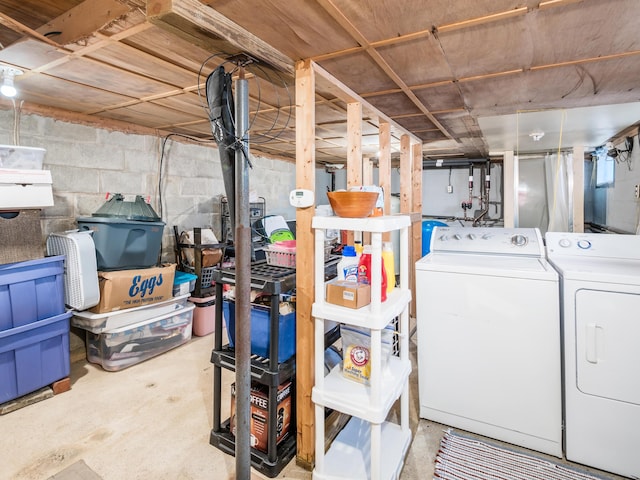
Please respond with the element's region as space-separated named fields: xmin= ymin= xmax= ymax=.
xmin=635 ymin=185 xmax=640 ymax=199
xmin=447 ymin=185 xmax=453 ymax=194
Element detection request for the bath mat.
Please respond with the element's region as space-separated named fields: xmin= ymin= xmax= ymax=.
xmin=434 ymin=430 xmax=606 ymax=480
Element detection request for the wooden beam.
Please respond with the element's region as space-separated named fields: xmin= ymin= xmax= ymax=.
xmin=345 ymin=101 xmax=363 ymax=245
xmin=294 ymin=59 xmax=316 ymax=469
xmin=379 ymin=121 xmax=391 ymax=242
xmin=0 ymin=12 xmax=62 ymax=48
xmin=35 ymin=0 xmax=131 ymax=45
xmin=410 ymin=142 xmax=423 ymax=318
xmin=147 ymin=0 xmax=294 ymax=76
xmin=399 ymin=135 xmax=412 ymax=215
xmin=315 ymin=0 xmax=453 ymax=140
xmin=311 ymin=61 xmax=420 ymax=145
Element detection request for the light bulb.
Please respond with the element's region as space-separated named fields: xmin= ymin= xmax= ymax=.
xmin=1 ymin=78 xmax=16 ymax=97
xmin=0 ymin=67 xmax=23 ymax=98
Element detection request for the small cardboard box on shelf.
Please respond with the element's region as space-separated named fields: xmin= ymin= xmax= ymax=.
xmin=326 ymin=280 xmax=371 ymax=309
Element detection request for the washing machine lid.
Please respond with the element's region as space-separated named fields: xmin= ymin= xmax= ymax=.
xmin=548 ymin=256 xmax=640 ymax=285
xmin=416 ymin=252 xmax=558 ymax=281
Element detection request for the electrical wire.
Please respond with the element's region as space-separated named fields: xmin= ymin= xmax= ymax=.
xmin=156 ymin=132 xmax=217 ymax=221
xmin=196 ymin=53 xmax=293 ymax=149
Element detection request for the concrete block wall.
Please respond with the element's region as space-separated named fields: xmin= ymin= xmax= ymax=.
xmin=0 ymin=110 xmax=298 ymax=263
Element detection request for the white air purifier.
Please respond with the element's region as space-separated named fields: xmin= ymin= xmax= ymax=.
xmin=46 ymin=230 xmax=100 ymax=310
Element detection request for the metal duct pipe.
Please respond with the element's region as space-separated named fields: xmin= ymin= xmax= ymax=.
xmin=234 ymin=75 xmax=251 ymax=480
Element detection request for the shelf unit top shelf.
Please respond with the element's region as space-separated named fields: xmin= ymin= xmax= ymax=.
xmin=312 ymin=214 xmax=410 ymax=233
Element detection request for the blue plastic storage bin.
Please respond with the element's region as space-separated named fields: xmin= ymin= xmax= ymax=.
xmin=222 ymin=300 xmax=296 ymax=363
xmin=173 ymin=270 xmax=198 ymax=297
xmin=422 ymin=220 xmax=448 ymax=256
xmin=0 ymin=311 xmax=71 ymax=403
xmin=77 ymin=217 xmax=165 ymax=271
xmin=0 ymin=256 xmax=65 ymax=332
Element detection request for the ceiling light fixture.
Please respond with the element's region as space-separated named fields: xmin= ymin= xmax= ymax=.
xmin=529 ymin=131 xmax=545 ymax=142
xmin=0 ymin=67 xmax=23 ymax=98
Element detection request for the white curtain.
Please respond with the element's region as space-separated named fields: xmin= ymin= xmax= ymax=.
xmin=544 ymin=152 xmax=572 ymax=232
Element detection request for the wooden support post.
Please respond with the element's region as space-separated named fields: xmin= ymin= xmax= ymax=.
xmin=409 ymin=142 xmax=422 ymax=318
xmin=345 ymin=101 xmax=363 ymax=246
xmin=379 ymin=121 xmax=392 ymax=242
xmin=572 ymin=145 xmax=584 ymax=233
xmin=399 ymin=135 xmax=413 ymax=316
xmin=294 ymin=59 xmax=316 ymax=469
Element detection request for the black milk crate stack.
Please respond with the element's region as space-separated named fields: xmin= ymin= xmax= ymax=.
xmin=173 ymin=226 xmax=226 ymax=298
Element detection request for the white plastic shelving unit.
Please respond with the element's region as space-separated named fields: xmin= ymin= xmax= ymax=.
xmin=311 ymin=214 xmax=412 ymax=480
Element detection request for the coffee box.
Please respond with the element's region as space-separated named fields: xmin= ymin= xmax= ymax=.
xmin=229 ymin=380 xmax=292 ymax=453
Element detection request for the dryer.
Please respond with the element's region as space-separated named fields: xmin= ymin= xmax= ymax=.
xmin=415 ymin=227 xmax=562 ymax=457
xmin=546 ymin=232 xmax=640 ymax=478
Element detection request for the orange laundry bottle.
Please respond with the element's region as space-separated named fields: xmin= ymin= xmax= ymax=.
xmin=357 ymin=245 xmax=387 ymax=302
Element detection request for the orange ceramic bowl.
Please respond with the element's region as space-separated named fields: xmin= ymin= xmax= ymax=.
xmin=327 ymin=191 xmax=379 ymax=218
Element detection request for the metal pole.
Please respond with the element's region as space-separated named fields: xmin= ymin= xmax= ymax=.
xmin=234 ymin=74 xmax=251 ymax=480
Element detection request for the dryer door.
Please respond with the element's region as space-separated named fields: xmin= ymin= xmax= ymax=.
xmin=575 ymin=289 xmax=640 ymax=405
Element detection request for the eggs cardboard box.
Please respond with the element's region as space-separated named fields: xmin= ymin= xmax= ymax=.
xmin=90 ymin=263 xmax=176 ymax=314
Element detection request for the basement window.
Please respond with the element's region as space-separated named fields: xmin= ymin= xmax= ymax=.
xmin=595 ymin=147 xmax=615 ymax=188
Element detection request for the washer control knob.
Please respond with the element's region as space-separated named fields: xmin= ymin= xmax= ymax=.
xmin=577 ymin=239 xmax=592 ymax=249
xmin=468 ymin=233 xmax=477 ymax=240
xmin=453 ymin=234 xmax=462 ymax=240
xmin=511 ymin=234 xmax=528 ymax=247
xmin=559 ymin=238 xmax=572 ymax=248
xmin=482 ymin=234 xmax=492 ymax=240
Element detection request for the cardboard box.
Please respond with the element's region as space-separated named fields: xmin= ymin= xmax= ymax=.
xmin=326 ymin=280 xmax=371 ymax=309
xmin=230 ymin=381 xmax=292 ymax=453
xmin=0 ymin=209 xmax=44 ymax=265
xmin=90 ymin=264 xmax=176 ymax=313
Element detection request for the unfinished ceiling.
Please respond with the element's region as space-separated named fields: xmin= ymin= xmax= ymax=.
xmin=0 ymin=0 xmax=639 ymax=165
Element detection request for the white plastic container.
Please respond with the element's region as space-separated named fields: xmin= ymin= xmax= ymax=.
xmin=336 ymin=245 xmax=359 ymax=282
xmin=0 ymin=168 xmax=53 ymax=209
xmin=46 ymin=230 xmax=100 ymax=310
xmin=85 ymin=302 xmax=195 ymax=371
xmin=72 ymin=293 xmax=190 ymax=333
xmin=0 ymin=145 xmax=46 ymax=169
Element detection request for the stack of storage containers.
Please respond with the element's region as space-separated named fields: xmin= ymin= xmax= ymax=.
xmin=0 ymin=145 xmax=72 ymax=404
xmin=68 ymin=194 xmax=194 ymax=371
xmin=175 ymin=227 xmax=223 ymax=337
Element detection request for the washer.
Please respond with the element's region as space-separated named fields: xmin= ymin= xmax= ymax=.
xmin=546 ymin=232 xmax=640 ymax=478
xmin=415 ymin=226 xmax=562 ymax=457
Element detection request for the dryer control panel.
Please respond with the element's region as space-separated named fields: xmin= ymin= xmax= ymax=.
xmin=546 ymin=232 xmax=640 ymax=260
xmin=430 ymin=226 xmax=545 ymax=257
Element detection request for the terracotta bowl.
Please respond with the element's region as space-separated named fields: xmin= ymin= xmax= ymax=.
xmin=327 ymin=191 xmax=379 ymax=218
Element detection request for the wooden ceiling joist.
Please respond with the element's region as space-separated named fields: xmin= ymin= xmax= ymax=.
xmin=146 ymin=0 xmax=294 ymax=77
xmin=312 ymin=61 xmax=421 ymax=145
xmin=35 ymin=0 xmax=131 ymax=45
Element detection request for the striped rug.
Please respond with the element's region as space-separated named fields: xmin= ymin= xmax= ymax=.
xmin=434 ymin=430 xmax=606 ymax=480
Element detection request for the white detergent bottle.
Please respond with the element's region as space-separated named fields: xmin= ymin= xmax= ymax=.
xmin=337 ymin=245 xmax=359 ymax=282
